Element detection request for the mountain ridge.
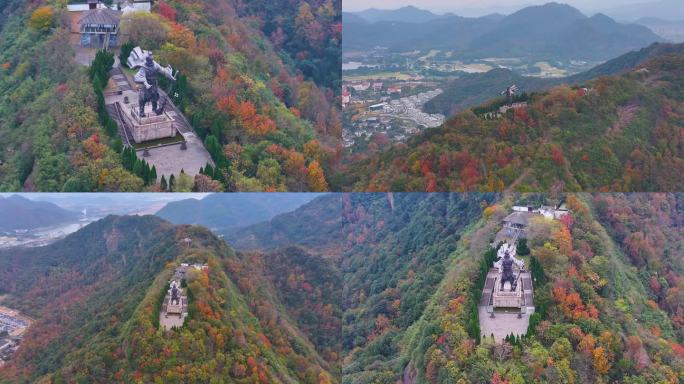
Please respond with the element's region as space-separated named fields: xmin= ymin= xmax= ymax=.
xmin=0 ymin=194 xmax=79 ymax=230
xmin=0 ymin=214 xmax=338 ymax=383
xmin=343 ymin=2 xmax=663 ymax=62
xmin=339 ymin=51 xmax=684 ymax=192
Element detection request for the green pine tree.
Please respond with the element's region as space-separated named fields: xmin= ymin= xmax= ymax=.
xmin=132 ymin=160 xmax=143 ymax=179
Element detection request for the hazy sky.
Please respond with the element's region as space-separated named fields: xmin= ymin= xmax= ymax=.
xmin=343 ymin=0 xmax=656 ymax=16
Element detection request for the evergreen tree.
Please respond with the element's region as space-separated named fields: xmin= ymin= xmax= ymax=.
xmin=132 ymin=160 xmax=143 ymax=179
xmin=204 ymin=163 xmax=214 ymax=178
xmin=160 ymin=175 xmax=167 ymax=191
xmin=122 ymin=147 xmax=132 ymax=170
xmin=517 ymin=238 xmax=530 ymax=256
xmin=169 ymin=174 xmax=176 ymax=192
xmin=129 ymin=149 xmax=138 ymax=171
xmin=150 ymin=166 xmax=157 ymax=182
xmin=119 ymin=41 xmax=135 ymax=67
xmin=143 ymin=162 xmax=150 ymax=185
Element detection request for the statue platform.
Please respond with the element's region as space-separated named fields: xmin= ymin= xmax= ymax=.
xmin=159 ymin=282 xmax=188 ymax=331
xmin=122 ymin=104 xmax=178 ymax=143
xmin=492 ymin=275 xmax=524 ymax=308
xmin=479 ymin=268 xmax=535 ymax=341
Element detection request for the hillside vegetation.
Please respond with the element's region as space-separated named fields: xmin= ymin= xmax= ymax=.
xmin=0 ymin=4 xmax=143 ymax=191
xmin=1 ymin=193 xmax=683 ymax=382
xmin=0 ymin=216 xmax=337 ymax=383
xmin=337 ymin=54 xmax=684 ymax=192
xmin=423 ymin=43 xmax=684 ymax=117
xmin=223 ymin=193 xmax=684 ymax=383
xmin=0 ymin=0 xmax=341 ymax=192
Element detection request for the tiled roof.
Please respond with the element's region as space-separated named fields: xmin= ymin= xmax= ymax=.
xmin=79 ymin=8 xmax=121 ymax=25
xmin=503 ymin=211 xmax=532 ymax=226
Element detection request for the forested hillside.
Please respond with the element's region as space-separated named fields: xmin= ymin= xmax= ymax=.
xmin=1 ymin=194 xmax=682 ymax=382
xmin=225 ymin=193 xmax=343 ymax=252
xmin=337 ymin=53 xmax=684 ymax=192
xmin=423 ymin=42 xmax=684 ymax=117
xmin=153 ymin=0 xmax=342 ymax=192
xmin=227 ymin=193 xmax=684 ymax=383
xmin=0 ymin=3 xmax=143 ymax=191
xmin=386 ymin=194 xmax=683 ymax=383
xmin=0 ymin=0 xmax=341 ymax=192
xmin=0 ymin=215 xmax=337 ymax=383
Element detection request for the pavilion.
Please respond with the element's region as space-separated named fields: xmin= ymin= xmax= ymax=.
xmin=78 ymin=7 xmax=121 ymax=49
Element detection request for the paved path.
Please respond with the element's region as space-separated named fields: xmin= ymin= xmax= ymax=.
xmin=479 ymin=305 xmax=533 ymax=342
xmin=110 ymin=65 xmax=132 ymax=92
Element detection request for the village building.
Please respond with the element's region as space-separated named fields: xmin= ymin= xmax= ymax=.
xmin=351 ymin=81 xmax=371 ymax=92
xmin=342 ymin=89 xmax=351 ymax=106
xmin=498 ymin=101 xmax=528 ymax=114
xmin=387 ymin=86 xmax=402 ymax=94
xmin=67 ymin=0 xmax=151 ymax=12
xmin=368 ymin=102 xmax=388 ymax=112
xmin=502 ymin=211 xmax=532 ymax=238
xmin=77 ymin=7 xmax=121 ymax=49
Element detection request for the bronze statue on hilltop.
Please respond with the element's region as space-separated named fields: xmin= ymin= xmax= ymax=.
xmin=128 ymin=47 xmax=177 ymax=118
xmin=170 ymin=282 xmax=181 ymax=305
xmin=500 ymin=251 xmax=517 ymax=291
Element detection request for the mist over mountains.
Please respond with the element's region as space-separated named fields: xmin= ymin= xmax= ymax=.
xmin=155 ymin=193 xmax=322 ymax=232
xmin=344 ymin=2 xmax=663 ymax=62
xmin=0 ymin=195 xmax=78 ymax=230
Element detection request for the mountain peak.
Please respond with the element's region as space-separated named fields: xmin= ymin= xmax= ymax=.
xmin=590 ymin=12 xmax=616 ymax=23
xmin=355 ymin=6 xmax=444 ymax=23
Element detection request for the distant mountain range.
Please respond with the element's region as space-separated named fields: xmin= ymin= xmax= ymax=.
xmin=343 ymin=2 xmax=663 ymax=62
xmin=350 ymin=6 xmax=456 ymax=23
xmin=635 ymin=17 xmax=684 ymax=42
xmin=601 ymin=0 xmax=684 ymax=22
xmin=0 ymin=195 xmax=78 ymax=230
xmin=155 ymin=193 xmax=322 ymax=232
xmin=424 ymin=42 xmax=684 ymax=116
xmin=224 ymin=194 xmax=343 ymax=252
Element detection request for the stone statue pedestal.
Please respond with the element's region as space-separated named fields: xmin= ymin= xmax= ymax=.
xmin=166 ymin=301 xmax=183 ymax=315
xmin=492 ymin=275 xmax=524 ymax=309
xmin=124 ymin=104 xmax=177 ymax=143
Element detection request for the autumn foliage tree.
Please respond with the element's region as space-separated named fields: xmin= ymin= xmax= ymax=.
xmin=307 ymin=160 xmax=328 ymax=192
xmin=29 ymin=7 xmax=53 ymax=31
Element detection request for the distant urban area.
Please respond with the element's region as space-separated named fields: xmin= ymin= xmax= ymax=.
xmin=0 ymin=306 xmax=31 ymax=367
xmin=341 ymin=47 xmax=597 ymax=151
xmin=0 ymin=219 xmax=93 ymax=249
